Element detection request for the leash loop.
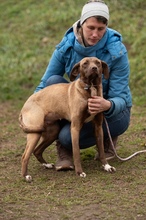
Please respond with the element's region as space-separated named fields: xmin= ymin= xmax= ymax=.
xmin=104 ymin=117 xmax=146 ymax=161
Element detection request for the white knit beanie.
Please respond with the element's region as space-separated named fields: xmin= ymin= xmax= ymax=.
xmin=80 ymin=1 xmax=109 ymax=25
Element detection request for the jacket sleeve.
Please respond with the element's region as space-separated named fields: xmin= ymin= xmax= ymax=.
xmin=34 ymin=49 xmax=66 ymax=92
xmin=104 ymin=48 xmax=131 ymax=118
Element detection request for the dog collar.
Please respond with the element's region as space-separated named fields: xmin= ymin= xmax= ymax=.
xmin=80 ymin=79 xmax=91 ymax=90
xmin=84 ymin=84 xmax=91 ymax=90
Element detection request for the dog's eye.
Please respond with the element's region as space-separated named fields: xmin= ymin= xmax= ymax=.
xmin=83 ymin=61 xmax=88 ymax=66
xmin=95 ymin=61 xmax=101 ymax=66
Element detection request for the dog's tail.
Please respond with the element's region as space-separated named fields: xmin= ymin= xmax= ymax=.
xmin=19 ymin=113 xmax=45 ymax=133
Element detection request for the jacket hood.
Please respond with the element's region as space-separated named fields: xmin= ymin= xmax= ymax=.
xmin=62 ymin=22 xmax=123 ymax=57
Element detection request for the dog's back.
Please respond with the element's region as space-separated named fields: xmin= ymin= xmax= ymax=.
xmin=19 ymin=80 xmax=89 ymax=133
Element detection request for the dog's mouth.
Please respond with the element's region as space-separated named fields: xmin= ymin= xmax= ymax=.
xmin=81 ymin=72 xmax=99 ymax=90
xmin=88 ymin=71 xmax=99 ymax=82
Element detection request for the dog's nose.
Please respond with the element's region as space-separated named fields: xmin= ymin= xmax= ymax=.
xmin=92 ymin=66 xmax=97 ymax=71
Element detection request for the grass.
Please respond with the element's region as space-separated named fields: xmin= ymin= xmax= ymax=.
xmin=1 ymin=0 xmax=146 ymax=104
xmin=0 ymin=0 xmax=146 ymax=219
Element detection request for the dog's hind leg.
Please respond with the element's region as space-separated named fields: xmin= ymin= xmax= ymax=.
xmin=21 ymin=133 xmax=41 ymax=182
xmin=33 ymin=122 xmax=60 ymax=169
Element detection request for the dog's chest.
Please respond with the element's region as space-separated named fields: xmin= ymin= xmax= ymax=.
xmin=90 ymin=86 xmax=98 ymax=96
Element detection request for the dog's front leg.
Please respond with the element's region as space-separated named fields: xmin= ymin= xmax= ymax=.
xmin=94 ymin=115 xmax=116 ymax=173
xmin=71 ymin=122 xmax=86 ymax=177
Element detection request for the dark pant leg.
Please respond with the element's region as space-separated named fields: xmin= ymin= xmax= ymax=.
xmin=58 ymin=107 xmax=131 ymax=150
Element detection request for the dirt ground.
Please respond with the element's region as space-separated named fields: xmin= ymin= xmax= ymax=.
xmin=0 ymin=102 xmax=146 ymax=220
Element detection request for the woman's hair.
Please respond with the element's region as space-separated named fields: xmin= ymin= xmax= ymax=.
xmin=93 ymin=15 xmax=108 ymax=25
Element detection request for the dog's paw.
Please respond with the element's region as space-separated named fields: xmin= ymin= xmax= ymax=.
xmin=80 ymin=172 xmax=86 ymax=178
xmin=102 ymin=164 xmax=116 ymax=173
xmin=42 ymin=163 xmax=54 ymax=169
xmin=25 ymin=175 xmax=32 ymax=182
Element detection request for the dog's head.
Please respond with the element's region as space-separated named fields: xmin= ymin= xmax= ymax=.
xmin=70 ymin=57 xmax=109 ymax=84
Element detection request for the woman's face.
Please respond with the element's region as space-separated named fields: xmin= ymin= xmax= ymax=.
xmin=82 ymin=17 xmax=107 ymax=46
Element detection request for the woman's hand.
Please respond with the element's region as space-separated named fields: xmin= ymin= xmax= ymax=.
xmin=88 ymin=96 xmax=111 ymax=114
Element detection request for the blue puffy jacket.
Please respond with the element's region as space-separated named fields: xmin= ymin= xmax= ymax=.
xmin=35 ymin=26 xmax=132 ymax=118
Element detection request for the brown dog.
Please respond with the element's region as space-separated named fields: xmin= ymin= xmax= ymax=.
xmin=19 ymin=57 xmax=116 ymax=182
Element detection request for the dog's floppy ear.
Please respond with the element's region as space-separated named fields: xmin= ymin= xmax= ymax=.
xmin=70 ymin=62 xmax=80 ymax=81
xmin=102 ymin=61 xmax=109 ymax=79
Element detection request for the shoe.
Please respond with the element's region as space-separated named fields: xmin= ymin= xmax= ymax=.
xmin=104 ymin=136 xmax=118 ymax=160
xmin=55 ymin=141 xmax=74 ymax=171
xmin=94 ymin=136 xmax=118 ymax=161
xmin=104 ymin=149 xmax=116 ymax=160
